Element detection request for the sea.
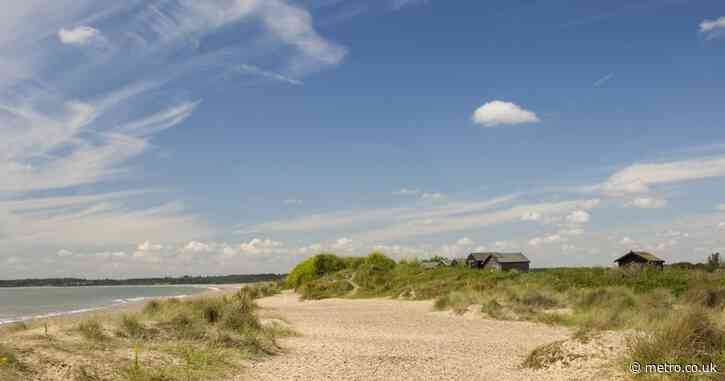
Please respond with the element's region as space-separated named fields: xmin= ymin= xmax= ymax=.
xmin=0 ymin=285 xmax=209 ymax=325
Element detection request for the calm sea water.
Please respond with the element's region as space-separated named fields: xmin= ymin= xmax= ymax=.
xmin=0 ymin=285 xmax=207 ymax=324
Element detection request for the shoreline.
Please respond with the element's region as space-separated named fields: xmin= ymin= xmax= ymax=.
xmin=0 ymin=283 xmax=245 ymax=327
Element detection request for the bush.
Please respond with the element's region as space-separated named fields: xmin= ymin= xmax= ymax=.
xmin=143 ymin=300 xmax=162 ymax=315
xmin=300 ymin=279 xmax=353 ymax=300
xmin=117 ymin=314 xmax=152 ymax=339
xmin=286 ymin=254 xmax=347 ymax=289
xmin=682 ymin=287 xmax=725 ymax=308
xmin=628 ymin=308 xmax=725 ymax=374
xmin=514 ymin=289 xmax=560 ymax=309
xmin=575 ymin=287 xmax=636 ymax=310
xmin=0 ymin=344 xmax=18 ymax=368
xmin=363 ymin=252 xmax=396 ymax=272
xmin=354 ymin=252 xmax=396 ymax=290
xmin=77 ymin=319 xmax=107 ymax=341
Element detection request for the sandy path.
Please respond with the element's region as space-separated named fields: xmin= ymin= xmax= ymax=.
xmin=244 ymin=291 xmax=576 ymax=381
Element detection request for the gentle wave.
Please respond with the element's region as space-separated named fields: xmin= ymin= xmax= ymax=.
xmin=0 ymin=290 xmax=198 ymax=326
xmin=0 ymin=306 xmax=105 ymax=325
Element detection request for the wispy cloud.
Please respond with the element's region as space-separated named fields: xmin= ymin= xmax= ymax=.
xmin=228 ymin=64 xmax=304 ymax=85
xmin=626 ymin=197 xmax=668 ymax=209
xmin=394 ymin=188 xmax=421 ymax=196
xmin=601 ymin=155 xmax=725 ymax=195
xmin=593 ymin=73 xmax=614 ymax=87
xmin=391 ymin=0 xmax=429 ymax=11
xmin=700 ymin=16 xmax=725 ymax=39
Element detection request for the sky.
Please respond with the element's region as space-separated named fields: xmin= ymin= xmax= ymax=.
xmin=1 ymin=0 xmax=725 ymax=278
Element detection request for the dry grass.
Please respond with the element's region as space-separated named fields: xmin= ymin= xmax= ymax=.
xmin=0 ymin=282 xmax=288 ymax=381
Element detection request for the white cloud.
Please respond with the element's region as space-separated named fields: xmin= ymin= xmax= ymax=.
xmin=566 ymin=210 xmax=590 ymax=224
xmin=137 ymin=241 xmax=164 ymax=252
xmin=394 ymin=188 xmax=421 ymax=196
xmin=602 ymin=155 xmax=725 ymax=195
xmin=182 ymin=241 xmax=215 ymax=253
xmin=372 ymin=244 xmax=426 ymax=260
xmin=456 ymin=237 xmax=474 ymax=246
xmin=620 ymin=237 xmax=635 ymax=245
xmin=330 ymin=237 xmax=354 ymax=250
xmin=627 ymin=197 xmax=668 ymax=209
xmin=472 ymin=100 xmax=540 ymax=128
xmin=559 ymin=228 xmax=584 ymax=236
xmin=521 ymin=211 xmax=542 ymax=221
xmin=57 ymin=249 xmax=74 ymax=257
xmin=238 ymin=238 xmax=284 ymax=255
xmin=58 ymin=26 xmax=102 ymax=45
xmin=284 ymin=199 xmax=303 ymax=205
xmin=700 ymin=16 xmax=725 ymax=33
xmin=259 ymin=0 xmax=348 ymax=69
xmin=529 ymin=234 xmax=567 ymax=247
xmin=420 ymin=192 xmax=445 ymax=200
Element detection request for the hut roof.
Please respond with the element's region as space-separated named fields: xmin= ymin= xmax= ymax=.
xmin=614 ymin=251 xmax=664 ymax=263
xmin=468 ymin=252 xmax=530 ymax=263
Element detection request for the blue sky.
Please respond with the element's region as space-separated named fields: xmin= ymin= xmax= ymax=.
xmin=1 ymin=0 xmax=725 ymax=278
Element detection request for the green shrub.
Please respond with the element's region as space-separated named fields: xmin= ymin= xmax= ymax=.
xmin=363 ymin=252 xmax=396 ymax=272
xmin=354 ymin=252 xmax=396 ymax=290
xmin=300 ymin=279 xmax=353 ymax=300
xmin=286 ymin=254 xmax=347 ymax=289
xmin=682 ymin=287 xmax=725 ymax=308
xmin=143 ymin=300 xmax=162 ymax=315
xmin=575 ymin=287 xmax=637 ymax=310
xmin=628 ymin=308 xmax=725 ymax=376
xmin=0 ymin=344 xmax=18 ymax=368
xmin=77 ymin=319 xmax=107 ymax=341
xmin=117 ymin=314 xmax=152 ymax=340
xmin=514 ymin=289 xmax=560 ymax=309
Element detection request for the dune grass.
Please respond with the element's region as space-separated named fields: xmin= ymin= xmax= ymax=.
xmin=0 ymin=282 xmax=285 ymax=381
xmin=290 ymin=252 xmax=725 ymax=379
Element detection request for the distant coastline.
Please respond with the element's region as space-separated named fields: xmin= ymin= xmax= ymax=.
xmin=0 ymin=273 xmax=285 ymax=288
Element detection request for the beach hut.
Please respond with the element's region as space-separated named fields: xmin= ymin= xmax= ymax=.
xmin=614 ymin=251 xmax=665 ymax=270
xmin=466 ymin=252 xmax=530 ymax=272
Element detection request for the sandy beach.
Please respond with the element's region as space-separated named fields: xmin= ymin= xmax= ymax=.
xmin=243 ymin=291 xmax=627 ymax=381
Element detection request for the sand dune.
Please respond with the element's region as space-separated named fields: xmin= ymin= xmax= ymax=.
xmin=243 ymin=291 xmax=625 ymax=381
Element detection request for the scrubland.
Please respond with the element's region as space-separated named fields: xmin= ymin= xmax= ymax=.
xmin=289 ymin=252 xmax=725 ymax=380
xmin=0 ymin=282 xmax=286 ymax=381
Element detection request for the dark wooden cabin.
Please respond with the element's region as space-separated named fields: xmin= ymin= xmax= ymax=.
xmin=614 ymin=251 xmax=665 ymax=270
xmin=466 ymin=252 xmax=530 ymax=272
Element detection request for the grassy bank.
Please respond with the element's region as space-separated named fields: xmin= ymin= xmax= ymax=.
xmin=0 ymin=282 xmax=285 ymax=381
xmin=289 ymin=253 xmax=725 ymax=379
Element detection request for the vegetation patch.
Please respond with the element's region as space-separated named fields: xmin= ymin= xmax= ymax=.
xmin=0 ymin=282 xmax=286 ymax=381
xmin=627 ymin=308 xmax=725 ymax=379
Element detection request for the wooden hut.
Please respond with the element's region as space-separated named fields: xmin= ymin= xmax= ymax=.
xmin=614 ymin=251 xmax=665 ymax=270
xmin=466 ymin=252 xmax=530 ymax=272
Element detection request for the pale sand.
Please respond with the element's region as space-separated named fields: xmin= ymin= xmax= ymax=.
xmin=243 ymin=291 xmax=627 ymax=381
